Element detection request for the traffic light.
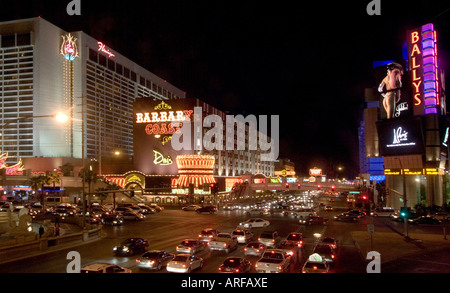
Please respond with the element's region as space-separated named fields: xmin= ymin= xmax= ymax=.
xmin=317 ymin=184 xmax=321 ymax=190
xmin=211 ymin=183 xmax=219 ymax=195
xmin=297 ymin=183 xmax=301 ymax=190
xmin=400 ymin=207 xmax=411 ymax=218
xmin=361 ymin=195 xmax=368 ymax=201
xmin=331 ymin=185 xmax=335 ymax=191
xmin=285 ymin=183 xmax=289 ymax=189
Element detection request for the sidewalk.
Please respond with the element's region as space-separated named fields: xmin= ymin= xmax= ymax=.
xmin=351 ymin=228 xmax=450 ymax=264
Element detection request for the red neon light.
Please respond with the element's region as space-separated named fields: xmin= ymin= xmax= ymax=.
xmin=98 ymin=42 xmax=115 ymax=58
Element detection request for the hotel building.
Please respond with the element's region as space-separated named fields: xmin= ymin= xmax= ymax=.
xmin=0 ymin=17 xmax=185 ymax=166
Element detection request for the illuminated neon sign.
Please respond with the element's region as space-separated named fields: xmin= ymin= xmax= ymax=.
xmin=408 ymin=23 xmax=439 ymax=115
xmin=60 ymin=34 xmax=79 ymax=61
xmin=153 ymin=150 xmax=173 ymax=166
xmin=98 ymin=42 xmax=115 ymax=58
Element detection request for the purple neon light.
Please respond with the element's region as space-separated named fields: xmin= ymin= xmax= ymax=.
xmin=420 ymin=23 xmax=438 ymax=114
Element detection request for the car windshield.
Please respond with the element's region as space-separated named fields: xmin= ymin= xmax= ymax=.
xmin=304 ymin=262 xmax=326 ymax=269
xmin=181 ymin=240 xmax=196 ymax=246
xmin=260 ymin=233 xmax=274 ymax=239
xmin=142 ymin=252 xmax=160 ymax=259
xmin=172 ymin=255 xmax=188 ymax=262
xmin=314 ymin=245 xmax=332 ymax=254
xmin=247 ymin=242 xmax=262 ymax=248
xmin=201 ymin=230 xmax=214 ymax=235
xmin=322 ymin=238 xmax=334 ymax=244
xmin=233 ymin=230 xmax=245 ymax=236
xmin=223 ymin=258 xmax=241 ymax=267
xmin=287 ymin=234 xmax=302 ymax=241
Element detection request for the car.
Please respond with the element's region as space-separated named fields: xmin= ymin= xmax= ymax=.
xmin=121 ymin=211 xmax=145 ymax=221
xmin=371 ymin=207 xmax=395 ymax=217
xmin=313 ymin=244 xmax=336 ymax=265
xmin=285 ymin=207 xmax=316 ymax=218
xmin=244 ymin=241 xmax=266 ymax=257
xmin=285 ymin=232 xmax=303 ymax=248
xmin=198 ymin=228 xmax=220 ymax=242
xmin=176 ymin=239 xmax=207 ymax=254
xmin=232 ymin=229 xmax=254 ymax=244
xmin=101 ymin=215 xmax=123 ymax=226
xmin=196 ymin=205 xmax=217 ymax=214
xmin=334 ymin=212 xmax=359 ymax=222
xmin=431 ymin=212 xmax=449 ymax=221
xmin=238 ymin=218 xmax=270 ymax=229
xmin=301 ymin=253 xmax=330 ymax=273
xmin=136 ymin=250 xmax=175 ymax=271
xmin=324 ymin=205 xmax=333 ymax=211
xmin=392 ymin=210 xmax=419 ymax=222
xmin=408 ymin=216 xmax=442 ymax=225
xmin=81 ymin=263 xmax=132 ymax=273
xmin=136 ymin=204 xmax=156 ymax=214
xmin=218 ymin=257 xmax=252 ymax=273
xmin=182 ymin=204 xmax=202 ymax=211
xmin=246 ymin=209 xmax=268 ymax=216
xmin=149 ymin=203 xmax=164 ymax=212
xmin=113 ymin=238 xmax=149 ymax=256
xmin=278 ymin=240 xmax=301 ymax=265
xmin=299 ymin=215 xmax=329 ymax=225
xmin=258 ymin=231 xmax=281 ymax=248
xmin=255 ymin=249 xmax=291 ymax=273
xmin=113 ymin=207 xmax=134 ymax=214
xmin=321 ymin=237 xmax=338 ymax=250
xmin=348 ymin=209 xmax=367 ymax=218
xmin=166 ymin=254 xmax=203 ymax=273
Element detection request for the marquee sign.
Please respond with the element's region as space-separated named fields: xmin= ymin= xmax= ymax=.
xmin=407 ymin=23 xmax=440 ymax=116
xmin=309 ymin=168 xmax=322 ymax=177
xmin=384 ymin=168 xmax=443 ymax=176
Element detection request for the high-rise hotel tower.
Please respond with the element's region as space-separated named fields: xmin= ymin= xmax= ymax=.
xmin=0 ymin=17 xmax=186 ymax=166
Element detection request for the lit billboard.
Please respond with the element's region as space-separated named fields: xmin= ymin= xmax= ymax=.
xmin=133 ymin=98 xmax=196 ymax=175
xmin=377 ymin=117 xmax=425 ymax=156
xmin=375 ymin=60 xmax=412 ymax=120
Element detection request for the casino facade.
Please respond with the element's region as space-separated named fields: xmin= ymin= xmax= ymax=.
xmin=0 ymin=17 xmax=274 ymax=203
xmin=360 ymin=23 xmax=449 ymax=209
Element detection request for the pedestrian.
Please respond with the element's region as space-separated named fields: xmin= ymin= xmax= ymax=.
xmin=39 ymin=225 xmax=45 ymax=238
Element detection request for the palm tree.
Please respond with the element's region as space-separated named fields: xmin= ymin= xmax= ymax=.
xmin=27 ymin=175 xmax=48 ymax=205
xmin=46 ymin=171 xmax=62 ymax=193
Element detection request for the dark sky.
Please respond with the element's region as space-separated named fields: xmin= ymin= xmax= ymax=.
xmin=2 ymin=0 xmax=450 ymax=178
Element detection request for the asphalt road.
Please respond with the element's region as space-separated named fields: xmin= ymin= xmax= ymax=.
xmin=0 ymin=195 xmax=369 ymax=274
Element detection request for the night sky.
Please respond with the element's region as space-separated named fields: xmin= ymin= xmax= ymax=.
xmin=1 ymin=0 xmax=450 ymax=178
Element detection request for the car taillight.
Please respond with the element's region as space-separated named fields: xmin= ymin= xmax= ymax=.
xmin=331 ymin=254 xmax=335 ymax=259
xmin=313 ymin=266 xmax=318 ymax=270
xmin=136 ymin=259 xmax=140 ymax=262
xmin=182 ymin=264 xmax=186 ymax=268
xmin=235 ymin=269 xmax=239 ymax=273
xmin=255 ymin=263 xmax=258 ymax=268
xmin=256 ymin=249 xmax=259 ymax=253
xmin=198 ymin=234 xmax=202 ymax=238
xmin=244 ymin=248 xmax=247 ymax=251
xmin=223 ymin=243 xmax=227 ymax=247
xmin=278 ymin=266 xmax=282 ymax=271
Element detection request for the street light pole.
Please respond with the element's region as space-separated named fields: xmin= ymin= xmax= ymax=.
xmin=396 ymin=157 xmax=408 ymax=239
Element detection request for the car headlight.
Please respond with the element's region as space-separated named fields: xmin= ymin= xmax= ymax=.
xmin=122 ymin=246 xmax=129 ymax=251
xmin=113 ymin=247 xmax=117 ymax=250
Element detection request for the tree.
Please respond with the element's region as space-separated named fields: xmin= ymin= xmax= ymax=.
xmin=27 ymin=175 xmax=48 ymax=205
xmin=46 ymin=171 xmax=62 ymax=193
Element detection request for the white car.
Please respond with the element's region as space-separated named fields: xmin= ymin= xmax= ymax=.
xmin=176 ymin=239 xmax=206 ymax=254
xmin=238 ymin=218 xmax=270 ymax=229
xmin=166 ymin=254 xmax=203 ymax=273
xmin=81 ymin=263 xmax=132 ymax=273
xmin=232 ymin=229 xmax=254 ymax=244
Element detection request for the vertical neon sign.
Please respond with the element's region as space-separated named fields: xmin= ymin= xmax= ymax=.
xmin=408 ymin=23 xmax=439 ymax=116
xmin=421 ymin=24 xmax=438 ymax=115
